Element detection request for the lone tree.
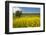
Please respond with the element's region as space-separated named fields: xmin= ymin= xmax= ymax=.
xmin=13 ymin=7 xmax=22 ymax=17
xmin=15 ymin=10 xmax=22 ymax=17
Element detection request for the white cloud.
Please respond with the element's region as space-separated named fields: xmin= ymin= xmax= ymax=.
xmin=13 ymin=7 xmax=22 ymax=13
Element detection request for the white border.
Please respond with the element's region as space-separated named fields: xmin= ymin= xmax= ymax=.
xmin=9 ymin=3 xmax=43 ymax=32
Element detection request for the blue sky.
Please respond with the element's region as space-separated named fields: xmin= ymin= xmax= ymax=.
xmin=19 ymin=7 xmax=40 ymax=13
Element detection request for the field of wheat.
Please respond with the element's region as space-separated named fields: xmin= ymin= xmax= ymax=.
xmin=13 ymin=15 xmax=40 ymax=28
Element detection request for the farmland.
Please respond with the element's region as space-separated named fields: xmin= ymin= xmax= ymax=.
xmin=13 ymin=13 xmax=40 ymax=28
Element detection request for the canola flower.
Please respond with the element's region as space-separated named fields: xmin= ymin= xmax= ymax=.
xmin=13 ymin=16 xmax=40 ymax=28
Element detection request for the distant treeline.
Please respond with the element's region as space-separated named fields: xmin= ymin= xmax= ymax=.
xmin=22 ymin=13 xmax=40 ymax=15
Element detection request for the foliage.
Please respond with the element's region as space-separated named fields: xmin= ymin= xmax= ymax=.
xmin=15 ymin=10 xmax=22 ymax=17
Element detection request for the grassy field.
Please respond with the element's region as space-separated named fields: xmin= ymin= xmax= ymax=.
xmin=13 ymin=14 xmax=40 ymax=28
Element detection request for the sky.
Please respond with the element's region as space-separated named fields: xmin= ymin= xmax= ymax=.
xmin=19 ymin=7 xmax=40 ymax=13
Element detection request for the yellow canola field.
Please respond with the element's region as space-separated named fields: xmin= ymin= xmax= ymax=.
xmin=13 ymin=16 xmax=40 ymax=28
